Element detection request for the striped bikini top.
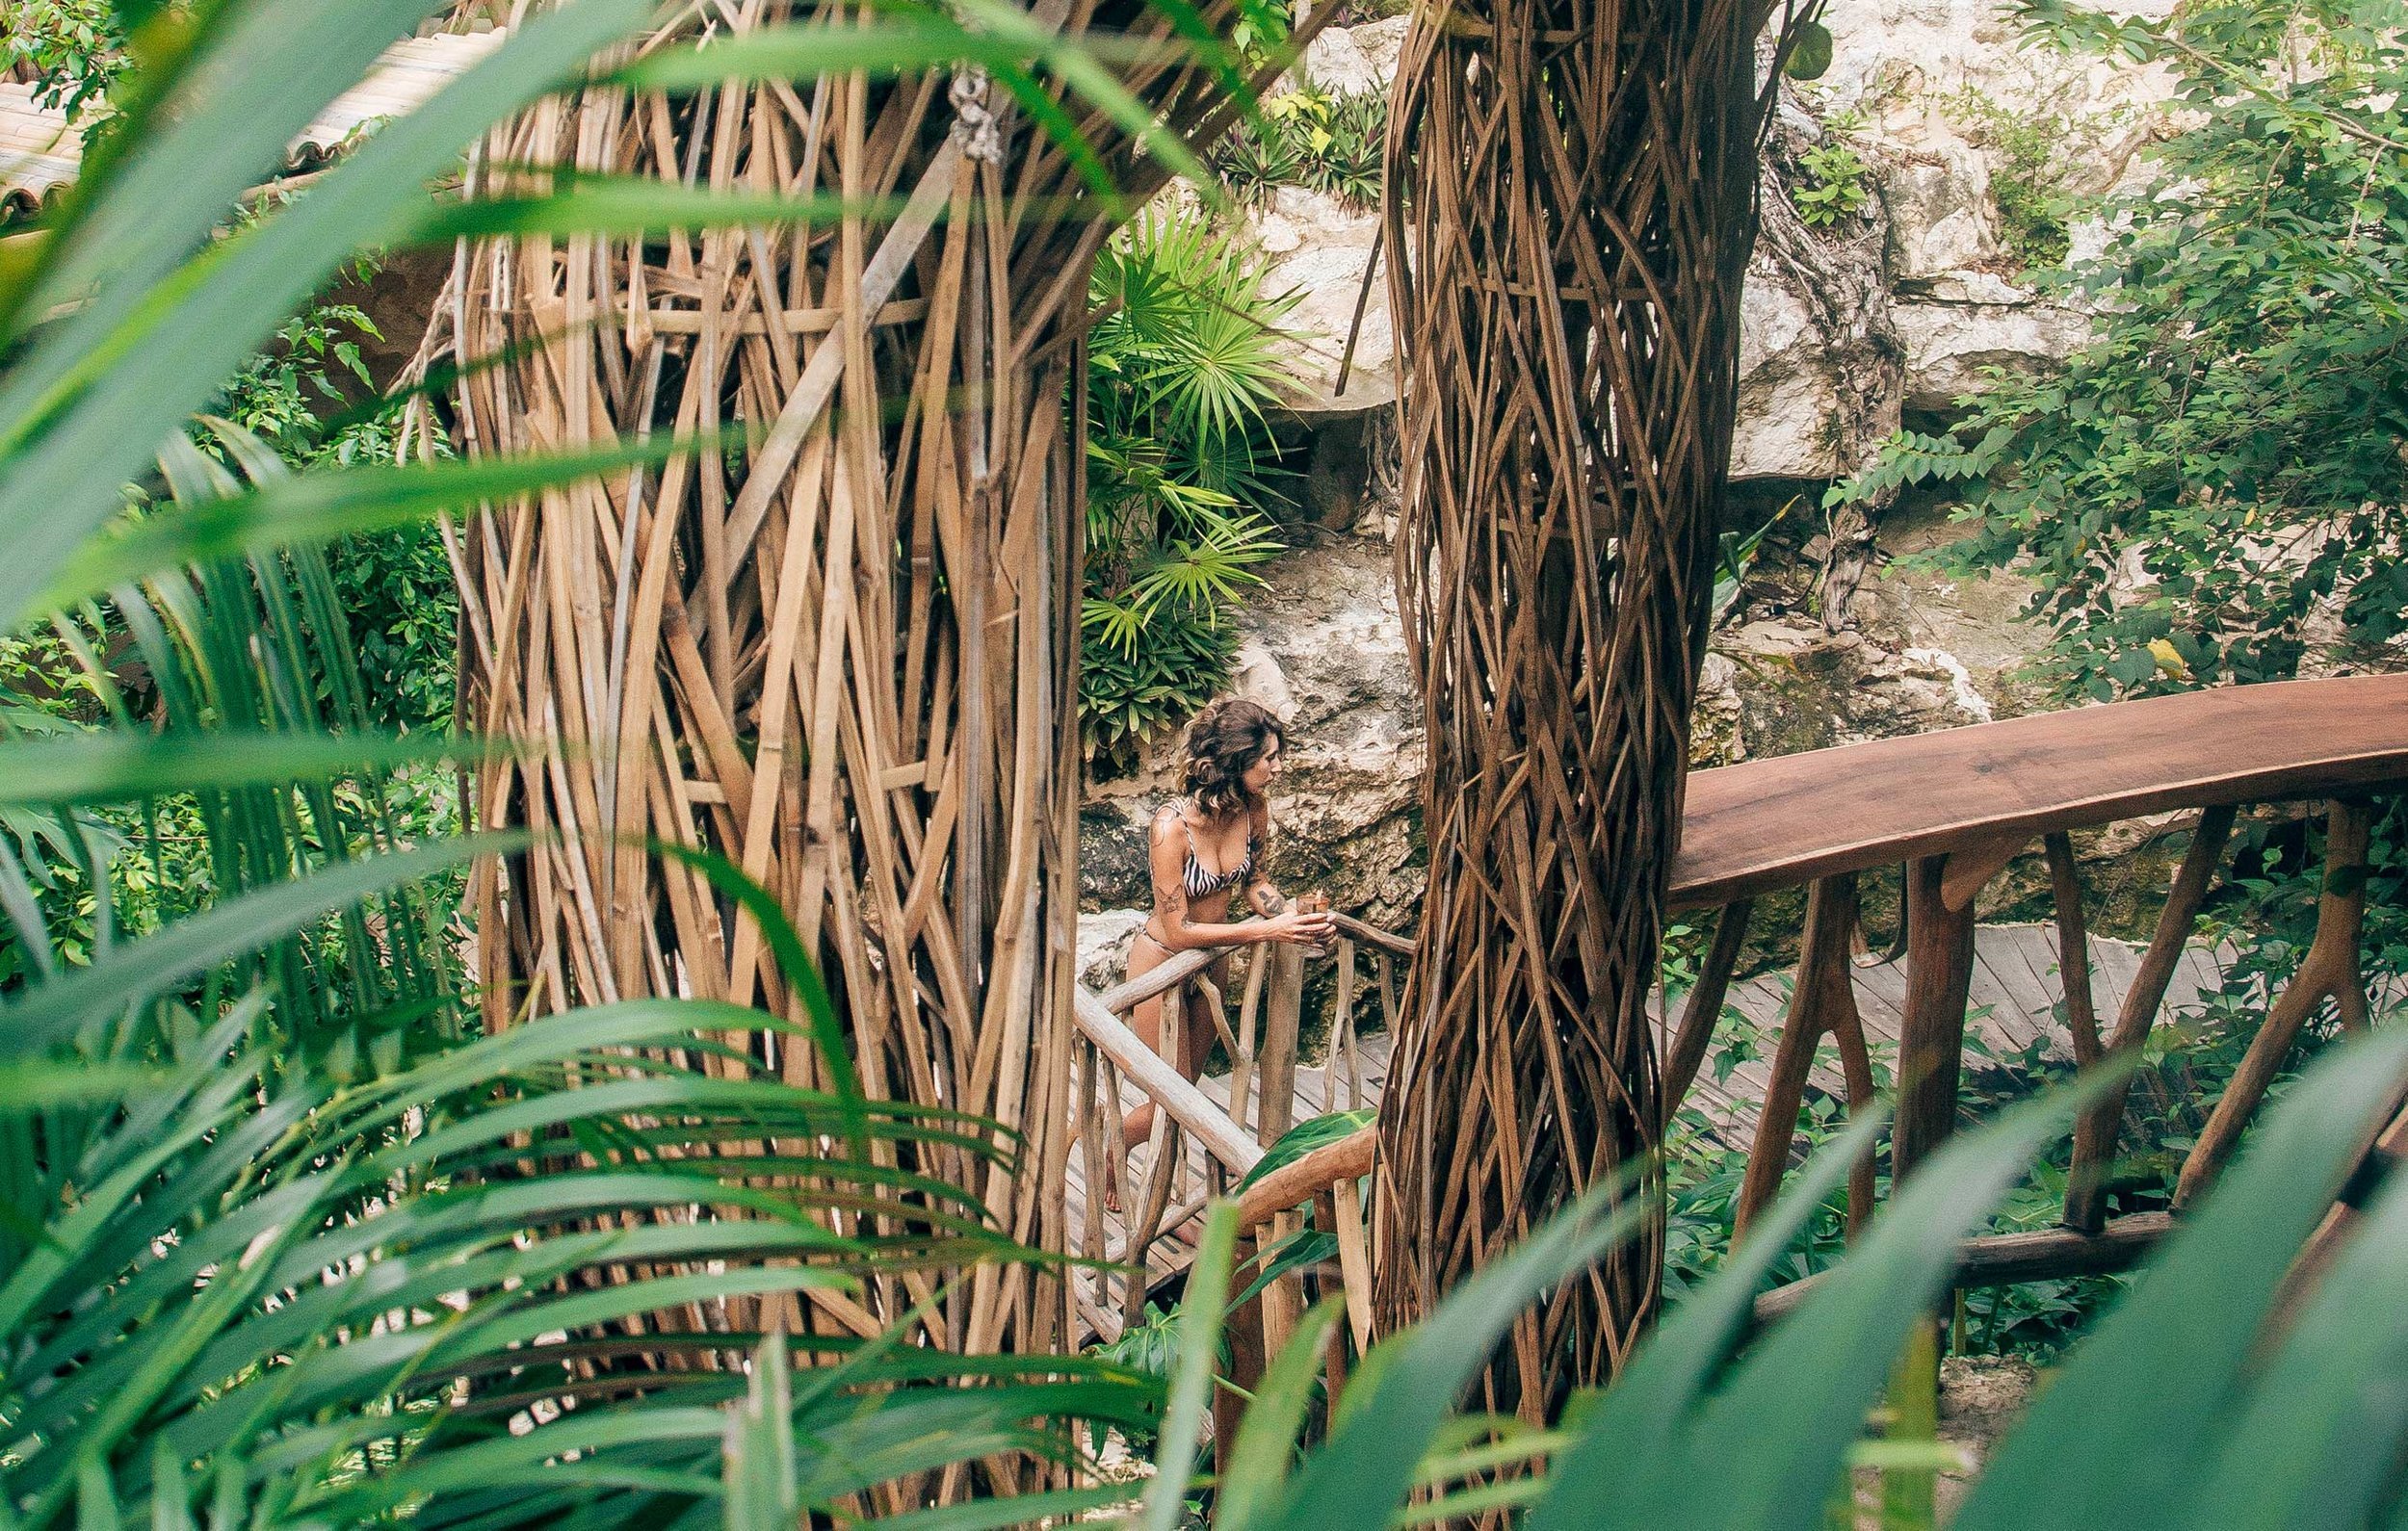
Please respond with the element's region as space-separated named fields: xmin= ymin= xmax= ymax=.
xmin=1173 ymin=803 xmax=1259 ymax=899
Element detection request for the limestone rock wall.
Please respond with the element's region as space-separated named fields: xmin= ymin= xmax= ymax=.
xmin=1255 ymin=1 xmax=2177 ymax=478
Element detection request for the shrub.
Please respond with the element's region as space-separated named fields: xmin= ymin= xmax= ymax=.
xmin=1081 ymin=206 xmax=1296 ymax=770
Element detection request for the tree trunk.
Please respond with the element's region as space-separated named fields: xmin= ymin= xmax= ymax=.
xmin=432 ymin=2 xmax=1299 ymax=1369
xmin=1375 ymin=0 xmax=1804 ymax=1413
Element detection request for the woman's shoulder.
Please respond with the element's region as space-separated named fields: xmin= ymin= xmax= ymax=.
xmin=1149 ymin=799 xmax=1191 ymax=842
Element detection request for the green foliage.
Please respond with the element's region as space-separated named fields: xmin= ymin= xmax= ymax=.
xmin=1793 ymin=128 xmax=1874 ymax=229
xmin=1208 ymin=88 xmax=1388 ymax=210
xmin=1149 ymin=1032 xmax=2408 ymax=1530
xmin=1783 ymin=18 xmax=1835 ymax=82
xmin=0 ymin=0 xmax=127 ymax=128
xmin=1836 ymin=0 xmax=2408 ymax=706
xmin=1082 ymin=206 xmax=1296 ymax=768
xmin=209 ymin=277 xmax=462 ymax=737
xmin=1945 ymin=87 xmax=2082 ymax=270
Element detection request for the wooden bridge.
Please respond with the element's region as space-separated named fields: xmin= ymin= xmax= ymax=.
xmin=1064 ymin=674 xmax=2408 ymax=1364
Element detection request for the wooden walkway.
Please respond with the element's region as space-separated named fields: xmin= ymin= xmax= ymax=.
xmin=1066 ymin=923 xmax=2232 ymax=1299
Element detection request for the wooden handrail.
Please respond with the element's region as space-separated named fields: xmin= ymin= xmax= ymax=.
xmin=1332 ymin=911 xmax=1417 ymax=957
xmin=1091 ymin=913 xmax=1419 ymax=1017
xmin=1092 ymin=935 xmax=1248 ymax=1016
xmin=1071 ymin=987 xmax=1265 ymax=1172
xmin=1235 ymin=1126 xmax=1377 ymax=1227
xmin=1672 ymin=675 xmax=2408 ymax=910
xmin=1752 ymin=1212 xmax=2174 ymax=1322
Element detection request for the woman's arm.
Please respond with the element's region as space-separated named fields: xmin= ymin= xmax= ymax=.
xmin=1243 ymin=799 xmax=1288 ymax=919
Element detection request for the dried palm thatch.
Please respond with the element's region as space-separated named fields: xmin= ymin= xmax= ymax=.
xmin=431 ymin=0 xmax=1321 ymax=1367
xmin=1374 ymin=0 xmax=1817 ymax=1414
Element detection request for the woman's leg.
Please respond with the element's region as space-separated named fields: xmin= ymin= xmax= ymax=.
xmin=1104 ymin=932 xmax=1174 ymax=1213
xmin=1118 ymin=935 xmax=1173 ymax=1150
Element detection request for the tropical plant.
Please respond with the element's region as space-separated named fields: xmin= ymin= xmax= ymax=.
xmin=1205 ymin=87 xmax=1387 ymax=209
xmin=1318 ymin=91 xmax=1386 ymax=210
xmin=1944 ymin=86 xmax=2083 ymax=271
xmin=1082 ymin=205 xmax=1296 ymax=767
xmin=1211 ymin=116 xmax=1304 ymax=205
xmin=0 ymin=0 xmax=1205 ymax=1520
xmin=1793 ymin=136 xmax=1873 ymax=228
xmin=1141 ymin=1029 xmax=2408 ymax=1530
xmin=1832 ymin=0 xmax=2408 ymax=705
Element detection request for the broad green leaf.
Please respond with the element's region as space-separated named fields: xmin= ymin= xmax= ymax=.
xmin=1262 ymin=1178 xmax=1649 ymax=1529
xmin=1783 ymin=18 xmax=1835 ymax=79
xmin=0 ymin=831 xmax=527 ymax=1056
xmin=1527 ymin=1111 xmax=1888 ymax=1531
xmin=0 ymin=733 xmax=501 ymax=807
xmin=1140 ymin=1201 xmax=1240 ymax=1531
xmin=1958 ymin=1029 xmax=2408 ymax=1531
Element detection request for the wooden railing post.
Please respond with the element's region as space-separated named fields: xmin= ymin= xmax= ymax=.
xmin=2178 ymin=800 xmax=2374 ymax=1207
xmin=1258 ymin=943 xmax=1303 ymax=1146
xmin=1894 ymin=856 xmax=1977 ymax=1184
xmin=1735 ymin=876 xmax=1871 ymax=1242
xmin=2064 ymin=805 xmax=2236 ymax=1231
xmin=1662 ymin=898 xmax=1754 ymax=1119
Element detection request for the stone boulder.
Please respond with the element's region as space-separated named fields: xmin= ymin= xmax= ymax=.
xmin=1248 ymin=188 xmax=1393 ymax=415
xmin=1078 ymin=908 xmax=1151 ymax=990
xmin=1880 ymin=130 xmax=2002 ymax=281
xmin=1298 ymin=15 xmax=1408 ymax=97
xmin=1894 ymin=272 xmax=2089 ymax=413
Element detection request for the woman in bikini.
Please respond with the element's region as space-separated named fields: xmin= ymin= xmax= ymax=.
xmin=1106 ymin=698 xmax=1333 ymax=1211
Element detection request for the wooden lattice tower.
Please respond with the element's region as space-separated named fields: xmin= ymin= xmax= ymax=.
xmin=434 ymin=0 xmax=1305 ymax=1362
xmin=1375 ymin=0 xmax=1813 ymax=1412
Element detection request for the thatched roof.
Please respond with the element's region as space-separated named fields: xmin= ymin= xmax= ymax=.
xmin=1 ymin=29 xmax=505 ymax=222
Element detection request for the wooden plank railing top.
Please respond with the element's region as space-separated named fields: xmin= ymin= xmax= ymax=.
xmin=1671 ymin=675 xmax=2408 ymax=910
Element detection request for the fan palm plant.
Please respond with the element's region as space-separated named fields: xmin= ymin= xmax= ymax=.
xmin=1082 ymin=205 xmax=1296 ymax=765
xmin=0 ymin=1 xmax=1194 ymax=1521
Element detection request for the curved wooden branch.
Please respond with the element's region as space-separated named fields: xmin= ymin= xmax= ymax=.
xmin=1236 ymin=1125 xmax=1377 ymax=1227
xmin=1072 ymin=987 xmax=1263 ymax=1174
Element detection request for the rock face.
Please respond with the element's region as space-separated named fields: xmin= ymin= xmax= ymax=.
xmin=1273 ymin=4 xmax=2179 ymax=480
xmin=1248 ymin=187 xmax=1393 ymax=415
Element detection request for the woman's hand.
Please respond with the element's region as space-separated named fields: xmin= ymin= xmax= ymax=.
xmin=1263 ymin=909 xmax=1336 ymax=947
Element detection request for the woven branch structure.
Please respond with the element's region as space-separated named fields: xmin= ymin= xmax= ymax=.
xmin=434 ymin=0 xmax=1296 ymax=1370
xmin=1374 ymin=0 xmax=1802 ymax=1413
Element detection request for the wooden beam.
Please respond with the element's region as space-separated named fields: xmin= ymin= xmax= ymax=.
xmin=1235 ymin=1126 xmax=1377 ymax=1227
xmin=1661 ymin=898 xmax=1752 ymax=1116
xmin=1672 ymin=675 xmax=2408 ymax=910
xmin=2178 ymin=799 xmax=2374 ymax=1207
xmin=1941 ymin=832 xmax=2029 ymax=913
xmin=1072 ymin=987 xmax=1264 ymax=1173
xmin=1753 ymin=1212 xmax=2175 ymax=1322
xmin=2065 ymin=804 xmax=2236 ymax=1231
xmin=1093 ymin=932 xmax=1253 ymax=1016
xmin=1895 ymin=857 xmax=1976 ymax=1184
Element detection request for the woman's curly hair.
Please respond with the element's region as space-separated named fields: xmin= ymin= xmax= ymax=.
xmin=1184 ymin=698 xmax=1283 ymax=819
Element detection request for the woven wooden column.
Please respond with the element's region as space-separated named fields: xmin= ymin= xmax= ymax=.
xmin=1374 ymin=0 xmax=1809 ymax=1412
xmin=436 ymin=3 xmax=1300 ymax=1364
